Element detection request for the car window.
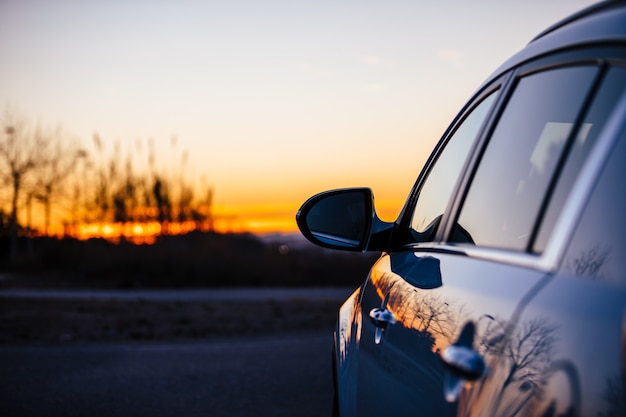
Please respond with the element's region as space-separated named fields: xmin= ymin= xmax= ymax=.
xmin=410 ymin=92 xmax=497 ymax=240
xmin=534 ymin=66 xmax=626 ymax=252
xmin=560 ymin=125 xmax=626 ymax=285
xmin=451 ymin=66 xmax=599 ymax=251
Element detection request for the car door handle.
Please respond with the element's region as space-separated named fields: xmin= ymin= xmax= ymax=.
xmin=368 ymin=292 xmax=396 ymax=344
xmin=369 ymin=308 xmax=397 ymax=328
xmin=369 ymin=307 xmax=396 ymax=344
xmin=440 ymin=344 xmax=485 ymax=381
xmin=440 ymin=322 xmax=486 ymax=402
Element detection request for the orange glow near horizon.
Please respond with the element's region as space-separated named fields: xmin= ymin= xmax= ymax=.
xmin=40 ymin=204 xmax=304 ymax=244
xmin=32 ymin=198 xmax=405 ymax=244
xmin=51 ymin=217 xmax=298 ymax=244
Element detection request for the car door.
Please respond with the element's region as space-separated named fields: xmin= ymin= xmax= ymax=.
xmin=460 ymin=64 xmax=626 ymax=417
xmin=351 ymin=84 xmax=548 ymax=417
xmin=352 ymin=54 xmax=620 ymax=416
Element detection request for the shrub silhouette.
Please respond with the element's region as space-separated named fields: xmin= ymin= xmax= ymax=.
xmin=0 ymin=232 xmax=379 ymax=289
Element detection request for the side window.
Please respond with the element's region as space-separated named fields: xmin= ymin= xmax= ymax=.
xmin=451 ymin=66 xmax=599 ymax=251
xmin=534 ymin=67 xmax=626 ymax=252
xmin=410 ymin=92 xmax=497 ymax=239
xmin=561 ymin=126 xmax=626 ymax=285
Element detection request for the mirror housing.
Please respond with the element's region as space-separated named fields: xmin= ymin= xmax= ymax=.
xmin=296 ymin=188 xmax=393 ymax=252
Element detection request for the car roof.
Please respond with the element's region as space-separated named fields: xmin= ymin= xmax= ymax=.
xmin=477 ymin=0 xmax=626 ymax=91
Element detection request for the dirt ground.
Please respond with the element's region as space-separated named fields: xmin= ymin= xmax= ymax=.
xmin=0 ymin=296 xmax=341 ymax=344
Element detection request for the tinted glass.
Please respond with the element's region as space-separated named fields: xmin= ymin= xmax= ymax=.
xmin=453 ymin=66 xmax=598 ymax=251
xmin=411 ymin=93 xmax=497 ymax=239
xmin=534 ymin=67 xmax=626 ymax=252
xmin=561 ymin=127 xmax=626 ymax=285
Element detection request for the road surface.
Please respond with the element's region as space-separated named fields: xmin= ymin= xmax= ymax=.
xmin=0 ymin=331 xmax=335 ymax=417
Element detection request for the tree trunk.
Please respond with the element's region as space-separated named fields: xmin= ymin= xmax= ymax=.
xmin=44 ymin=196 xmax=51 ymax=236
xmin=9 ymin=173 xmax=20 ymax=261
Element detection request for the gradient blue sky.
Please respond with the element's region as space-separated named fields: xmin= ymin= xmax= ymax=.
xmin=0 ymin=0 xmax=598 ymax=232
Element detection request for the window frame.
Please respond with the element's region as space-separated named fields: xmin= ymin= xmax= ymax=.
xmin=393 ymin=78 xmax=506 ymax=247
xmin=409 ymin=90 xmax=499 ymax=238
xmin=397 ymin=46 xmax=626 ymax=273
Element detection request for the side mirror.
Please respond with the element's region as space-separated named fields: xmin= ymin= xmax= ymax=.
xmin=296 ymin=188 xmax=393 ymax=252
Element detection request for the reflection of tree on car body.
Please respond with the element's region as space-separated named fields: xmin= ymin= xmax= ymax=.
xmin=372 ymin=253 xmax=581 ymax=416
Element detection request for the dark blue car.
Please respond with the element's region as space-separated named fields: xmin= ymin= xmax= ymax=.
xmin=297 ymin=1 xmax=626 ymax=415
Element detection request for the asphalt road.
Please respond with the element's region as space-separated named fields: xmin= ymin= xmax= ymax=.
xmin=0 ymin=331 xmax=335 ymax=417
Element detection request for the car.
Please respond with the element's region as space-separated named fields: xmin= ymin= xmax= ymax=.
xmin=295 ymin=1 xmax=626 ymax=416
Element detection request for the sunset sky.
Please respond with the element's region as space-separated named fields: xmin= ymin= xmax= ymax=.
xmin=0 ymin=0 xmax=598 ymax=235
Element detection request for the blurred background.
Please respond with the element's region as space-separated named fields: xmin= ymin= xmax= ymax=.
xmin=0 ymin=0 xmax=597 ymax=288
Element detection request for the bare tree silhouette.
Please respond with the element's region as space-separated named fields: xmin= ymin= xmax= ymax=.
xmin=1 ymin=107 xmax=215 ymax=247
xmin=152 ymin=175 xmax=172 ymax=232
xmin=373 ymin=267 xmax=463 ymax=348
xmin=568 ymin=243 xmax=610 ymax=280
xmin=68 ymin=149 xmax=91 ymax=227
xmin=599 ymin=374 xmax=626 ymax=417
xmin=0 ymin=106 xmax=50 ymax=259
xmin=202 ymin=186 xmax=214 ymax=231
xmin=33 ymin=128 xmax=81 ymax=235
xmin=112 ymin=156 xmax=139 ymax=226
xmin=480 ymin=318 xmax=559 ymax=417
xmin=91 ymin=133 xmax=112 ymax=222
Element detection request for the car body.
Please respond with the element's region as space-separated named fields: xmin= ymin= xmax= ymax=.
xmin=296 ymin=1 xmax=626 ymax=416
